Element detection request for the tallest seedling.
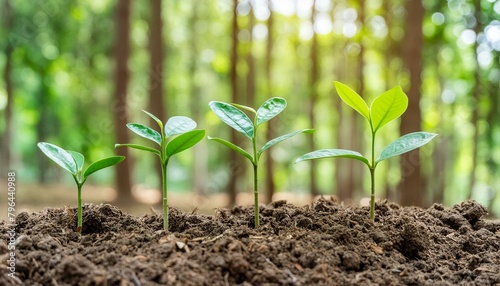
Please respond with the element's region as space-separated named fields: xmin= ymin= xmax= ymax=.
xmin=209 ymin=98 xmax=313 ymax=227
xmin=296 ymin=82 xmax=437 ymax=221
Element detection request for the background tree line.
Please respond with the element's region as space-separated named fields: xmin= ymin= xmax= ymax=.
xmin=1 ymin=0 xmax=499 ymax=216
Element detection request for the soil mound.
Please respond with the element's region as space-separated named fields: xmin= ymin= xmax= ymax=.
xmin=1 ymin=199 xmax=499 ymax=285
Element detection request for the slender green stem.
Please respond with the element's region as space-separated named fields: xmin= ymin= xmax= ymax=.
xmin=369 ymin=167 xmax=375 ymax=221
xmin=370 ymin=131 xmax=376 ymax=221
xmin=252 ymin=131 xmax=259 ymax=228
xmin=253 ymin=163 xmax=259 ymax=227
xmin=77 ymin=184 xmax=83 ymax=233
xmin=160 ymin=127 xmax=169 ymax=231
xmin=162 ymin=160 xmax=169 ymax=231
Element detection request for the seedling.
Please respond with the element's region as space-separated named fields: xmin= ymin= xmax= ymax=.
xmin=209 ymin=97 xmax=313 ymax=227
xmin=115 ymin=110 xmax=205 ymax=231
xmin=37 ymin=142 xmax=125 ymax=233
xmin=295 ymin=82 xmax=437 ymax=221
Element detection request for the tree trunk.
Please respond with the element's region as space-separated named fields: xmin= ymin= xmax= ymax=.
xmin=349 ymin=0 xmax=365 ymax=202
xmin=399 ymin=0 xmax=425 ymax=207
xmin=485 ymin=53 xmax=499 ymax=209
xmin=112 ymin=0 xmax=134 ymax=205
xmin=383 ymin=0 xmax=395 ymax=201
xmin=431 ymin=38 xmax=446 ymax=204
xmin=189 ymin=2 xmax=207 ymax=196
xmin=467 ymin=0 xmax=482 ymax=200
xmin=264 ymin=0 xmax=275 ymax=204
xmin=382 ymin=0 xmax=393 ymax=92
xmin=308 ymin=0 xmax=319 ymax=197
xmin=148 ymin=0 xmax=167 ymax=188
xmin=37 ymin=77 xmax=50 ymax=183
xmin=227 ymin=0 xmax=240 ymax=206
xmin=1 ymin=0 xmax=13 ymax=176
xmin=335 ymin=43 xmax=347 ymax=201
xmin=246 ymin=3 xmax=256 ymax=108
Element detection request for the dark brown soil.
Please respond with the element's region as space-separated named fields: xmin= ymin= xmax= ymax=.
xmin=1 ymin=199 xmax=499 ymax=285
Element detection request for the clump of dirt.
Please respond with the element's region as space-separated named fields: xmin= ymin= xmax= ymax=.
xmin=1 ymin=199 xmax=499 ymax=285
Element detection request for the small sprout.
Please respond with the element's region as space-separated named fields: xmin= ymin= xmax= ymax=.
xmin=115 ymin=110 xmax=205 ymax=231
xmin=37 ymin=142 xmax=125 ymax=233
xmin=209 ymin=97 xmax=313 ymax=227
xmin=295 ymin=82 xmax=437 ymax=221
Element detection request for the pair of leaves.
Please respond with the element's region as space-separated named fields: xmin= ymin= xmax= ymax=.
xmin=209 ymin=98 xmax=313 ymax=164
xmin=117 ymin=110 xmax=204 ymax=158
xmin=295 ymin=132 xmax=437 ymax=166
xmin=127 ymin=112 xmax=198 ymax=146
xmin=334 ymin=81 xmax=408 ymax=134
xmin=37 ymin=142 xmax=124 ymax=183
xmin=208 ymin=97 xmax=287 ymax=139
xmin=208 ymin=129 xmax=314 ymax=164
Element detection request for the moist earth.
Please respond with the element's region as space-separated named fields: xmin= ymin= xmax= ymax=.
xmin=1 ymin=199 xmax=499 ymax=286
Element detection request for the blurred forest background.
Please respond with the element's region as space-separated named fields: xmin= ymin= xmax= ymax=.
xmin=1 ymin=0 xmax=499 ymax=217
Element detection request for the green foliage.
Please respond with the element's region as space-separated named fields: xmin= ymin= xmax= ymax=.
xmin=296 ymin=82 xmax=437 ymax=220
xmin=37 ymin=142 xmax=124 ymax=233
xmin=209 ymin=98 xmax=314 ymax=227
xmin=5 ymin=1 xmax=500 ymax=216
xmin=115 ymin=110 xmax=205 ymax=231
xmin=377 ymin=132 xmax=438 ymax=163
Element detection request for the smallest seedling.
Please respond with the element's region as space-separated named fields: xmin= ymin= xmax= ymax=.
xmin=38 ymin=142 xmax=125 ymax=233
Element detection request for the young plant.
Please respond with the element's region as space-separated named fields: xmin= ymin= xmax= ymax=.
xmin=295 ymin=82 xmax=437 ymax=221
xmin=115 ymin=110 xmax=205 ymax=231
xmin=37 ymin=142 xmax=125 ymax=233
xmin=209 ymin=97 xmax=313 ymax=227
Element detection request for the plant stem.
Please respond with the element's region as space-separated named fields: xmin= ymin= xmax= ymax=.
xmin=370 ymin=131 xmax=376 ymax=221
xmin=162 ymin=160 xmax=169 ymax=231
xmin=252 ymin=133 xmax=259 ymax=228
xmin=77 ymin=184 xmax=83 ymax=233
xmin=161 ymin=128 xmax=169 ymax=232
xmin=369 ymin=167 xmax=375 ymax=221
xmin=253 ymin=163 xmax=259 ymax=227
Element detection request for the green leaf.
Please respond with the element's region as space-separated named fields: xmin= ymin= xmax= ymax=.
xmin=68 ymin=151 xmax=85 ymax=172
xmin=376 ymin=132 xmax=437 ymax=163
xmin=259 ymin=129 xmax=314 ymax=158
xmin=166 ymin=130 xmax=205 ymax=157
xmin=370 ymin=86 xmax=408 ymax=133
xmin=334 ymin=81 xmax=370 ymax=121
xmin=115 ymin=143 xmax=161 ymax=156
xmin=37 ymin=142 xmax=77 ymax=175
xmin=84 ymin=156 xmax=125 ymax=179
xmin=295 ymin=149 xmax=369 ymax=166
xmin=207 ymin=136 xmax=254 ymax=163
xmin=142 ymin=110 xmax=164 ymax=130
xmin=127 ymin=123 xmax=162 ymax=145
xmin=165 ymin=116 xmax=197 ymax=137
xmin=256 ymin=97 xmax=287 ymax=126
xmin=209 ymin=101 xmax=255 ymax=139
